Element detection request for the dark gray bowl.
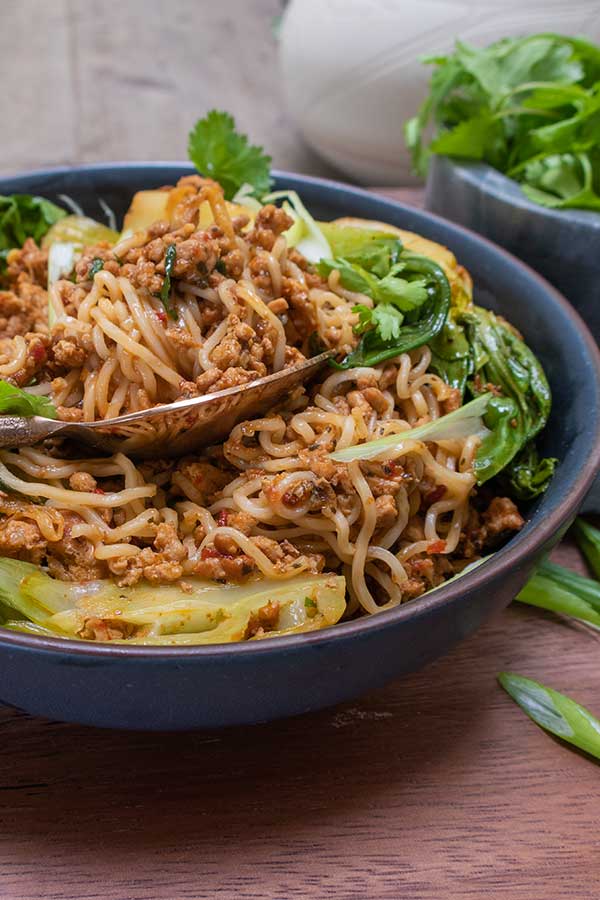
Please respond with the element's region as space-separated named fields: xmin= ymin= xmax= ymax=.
xmin=0 ymin=163 xmax=599 ymax=731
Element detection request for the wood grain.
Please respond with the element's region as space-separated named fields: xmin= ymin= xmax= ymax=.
xmin=0 ymin=23 xmax=598 ymax=893
xmin=0 ymin=542 xmax=598 ymax=900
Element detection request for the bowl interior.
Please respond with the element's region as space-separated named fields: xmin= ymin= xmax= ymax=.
xmin=0 ymin=163 xmax=598 ymax=656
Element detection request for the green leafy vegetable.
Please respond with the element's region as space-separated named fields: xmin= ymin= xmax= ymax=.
xmin=188 ymin=110 xmax=272 ymax=200
xmin=428 ymin=309 xmax=472 ymax=393
xmin=463 ymin=307 xmax=552 ymax=484
xmin=500 ymin=441 xmax=557 ymax=499
xmin=330 ymin=393 xmax=492 ymax=463
xmin=405 ymin=33 xmax=600 ymax=211
xmin=573 ymin=517 xmax=600 ymax=580
xmin=498 ymin=672 xmax=600 ymax=761
xmin=0 ymin=381 xmax=57 ymax=419
xmin=333 ymin=254 xmax=451 ymax=369
xmin=318 ymin=257 xmax=429 ymax=312
xmin=520 ymin=152 xmax=600 ymax=210
xmin=0 ymin=194 xmax=66 ymax=270
xmin=160 ymin=243 xmax=177 ymax=319
xmin=536 ymin=558 xmax=600 ymax=611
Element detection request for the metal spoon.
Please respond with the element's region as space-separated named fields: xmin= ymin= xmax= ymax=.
xmin=0 ymin=351 xmax=334 ymax=458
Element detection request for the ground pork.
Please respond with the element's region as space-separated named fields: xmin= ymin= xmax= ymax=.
xmin=244 ymin=600 xmax=280 ymax=639
xmin=4 ymin=239 xmax=48 ymax=288
xmin=246 ymin=205 xmax=294 ymax=251
xmin=0 ymin=278 xmax=48 ymax=338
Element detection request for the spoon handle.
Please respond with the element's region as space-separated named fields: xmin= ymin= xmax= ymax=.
xmin=0 ymin=416 xmax=60 ymax=449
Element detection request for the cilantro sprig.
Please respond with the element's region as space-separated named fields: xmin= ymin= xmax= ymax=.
xmin=188 ymin=110 xmax=272 ymax=200
xmin=405 ymin=34 xmax=600 ymax=211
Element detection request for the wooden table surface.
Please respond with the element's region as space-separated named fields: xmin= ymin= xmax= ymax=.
xmin=1 ymin=5 xmax=599 ymax=882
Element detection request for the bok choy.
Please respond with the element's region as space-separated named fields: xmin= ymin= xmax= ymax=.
xmin=331 ymin=392 xmax=492 ymax=463
xmin=0 ymin=559 xmax=346 ymax=644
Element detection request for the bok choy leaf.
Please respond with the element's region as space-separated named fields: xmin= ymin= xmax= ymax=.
xmin=0 ymin=558 xmax=346 ymax=644
xmin=262 ymin=189 xmax=332 ymax=262
xmin=330 ymin=392 xmax=492 ymax=463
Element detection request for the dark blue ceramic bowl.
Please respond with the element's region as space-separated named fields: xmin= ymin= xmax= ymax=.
xmin=0 ymin=164 xmax=599 ymax=731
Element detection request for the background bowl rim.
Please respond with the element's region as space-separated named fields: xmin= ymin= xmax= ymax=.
xmin=0 ymin=161 xmax=599 ymax=660
xmin=427 ymin=155 xmax=600 ymax=226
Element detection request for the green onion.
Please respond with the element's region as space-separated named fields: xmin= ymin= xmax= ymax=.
xmin=515 ymin=572 xmax=600 ymax=628
xmin=498 ymin=673 xmax=600 ymax=761
xmin=88 ymin=257 xmax=104 ymax=278
xmin=160 ymin=243 xmax=177 ymax=319
xmin=573 ymin=518 xmax=600 ymax=581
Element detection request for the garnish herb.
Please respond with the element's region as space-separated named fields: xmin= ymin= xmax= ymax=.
xmin=188 ymin=110 xmax=273 ymax=200
xmin=160 ymin=243 xmax=177 ymax=320
xmin=88 ymin=258 xmax=104 ymax=278
xmin=0 ymin=194 xmax=66 ymax=271
xmin=498 ymin=672 xmax=600 ymax=761
xmin=0 ymin=380 xmax=57 ymax=419
xmin=405 ymin=34 xmax=600 ymax=210
xmin=331 ymin=254 xmax=451 ymax=369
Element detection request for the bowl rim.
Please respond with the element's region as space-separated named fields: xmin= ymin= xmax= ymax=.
xmin=428 ymin=156 xmax=600 ymax=226
xmin=0 ymin=161 xmax=599 ymax=660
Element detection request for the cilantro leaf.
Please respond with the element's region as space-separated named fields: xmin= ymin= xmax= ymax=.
xmin=188 ymin=110 xmax=272 ymax=200
xmin=0 ymin=381 xmax=57 ymax=419
xmin=370 ymin=304 xmax=405 ymax=342
xmin=404 ymin=33 xmax=600 ymax=211
xmin=353 ymin=303 xmax=404 ymax=342
xmin=318 ymin=258 xmax=428 ymax=313
xmin=520 ymin=152 xmax=600 ymax=210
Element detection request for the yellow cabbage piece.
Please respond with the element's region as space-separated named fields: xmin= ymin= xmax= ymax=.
xmin=0 ymin=558 xmax=346 ymax=645
xmin=42 ymin=214 xmax=119 ymax=249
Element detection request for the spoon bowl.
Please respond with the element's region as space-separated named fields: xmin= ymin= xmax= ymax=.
xmin=0 ymin=351 xmax=333 ymax=457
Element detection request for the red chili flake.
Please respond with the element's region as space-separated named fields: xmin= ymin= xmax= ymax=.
xmin=217 ymin=509 xmax=229 ymax=526
xmin=155 ymin=309 xmax=168 ymax=325
xmin=201 ymin=547 xmax=221 ymax=559
xmin=30 ymin=343 xmax=46 ymax=363
xmin=427 ymin=540 xmax=447 ymax=555
xmin=93 ymin=487 xmax=105 ymax=494
xmin=384 ymin=461 xmax=403 ymax=477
